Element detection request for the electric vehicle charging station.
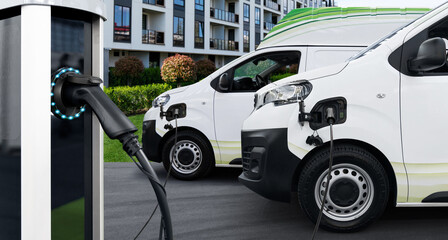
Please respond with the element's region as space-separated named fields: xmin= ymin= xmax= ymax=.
xmin=0 ymin=1 xmax=106 ymax=239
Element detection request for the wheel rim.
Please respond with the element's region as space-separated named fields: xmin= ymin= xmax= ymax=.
xmin=169 ymin=140 xmax=202 ymax=174
xmin=314 ymin=163 xmax=374 ymax=222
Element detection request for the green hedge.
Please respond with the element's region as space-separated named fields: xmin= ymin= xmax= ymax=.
xmin=109 ymin=67 xmax=163 ymax=87
xmin=105 ymin=84 xmax=172 ymax=115
xmin=271 ymin=72 xmax=295 ymax=82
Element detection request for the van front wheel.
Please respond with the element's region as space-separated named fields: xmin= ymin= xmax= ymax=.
xmin=298 ymin=145 xmax=389 ymax=232
xmin=162 ymin=130 xmax=214 ymax=180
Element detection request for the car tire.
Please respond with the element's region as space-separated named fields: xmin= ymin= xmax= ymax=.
xmin=298 ymin=144 xmax=389 ymax=232
xmin=162 ymin=130 xmax=214 ymax=180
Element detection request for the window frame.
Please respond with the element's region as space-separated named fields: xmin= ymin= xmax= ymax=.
xmin=255 ymin=7 xmax=261 ymax=25
xmin=113 ymin=4 xmax=131 ymax=43
xmin=173 ymin=16 xmax=185 ymax=47
xmin=195 ymin=0 xmax=204 ymax=11
xmin=174 ymin=0 xmax=185 ymax=7
xmin=214 ymin=51 xmax=302 ymax=93
xmin=243 ymin=30 xmax=250 ymax=52
xmin=244 ymin=4 xmax=250 ymax=22
xmin=195 ymin=20 xmax=204 ymax=49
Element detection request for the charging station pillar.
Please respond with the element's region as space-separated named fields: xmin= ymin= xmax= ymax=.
xmin=0 ymin=1 xmax=106 ymax=239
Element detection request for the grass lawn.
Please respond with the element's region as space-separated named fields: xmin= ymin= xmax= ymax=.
xmin=104 ymin=114 xmax=144 ymax=162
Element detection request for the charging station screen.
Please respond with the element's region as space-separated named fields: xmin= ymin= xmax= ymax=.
xmin=0 ymin=12 xmax=21 ymax=240
xmin=50 ymin=11 xmax=92 ymax=240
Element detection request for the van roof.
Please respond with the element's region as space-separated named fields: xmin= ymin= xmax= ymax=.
xmin=258 ymin=7 xmax=430 ymax=49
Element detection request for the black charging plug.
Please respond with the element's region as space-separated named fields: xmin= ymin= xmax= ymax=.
xmin=325 ymin=107 xmax=336 ymax=125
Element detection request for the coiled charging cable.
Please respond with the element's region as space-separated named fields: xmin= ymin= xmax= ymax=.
xmin=311 ymin=108 xmax=335 ymax=240
xmin=134 ymin=110 xmax=179 ymax=240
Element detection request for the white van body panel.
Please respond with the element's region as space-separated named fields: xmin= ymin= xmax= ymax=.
xmin=400 ymin=5 xmax=448 ymax=202
xmin=242 ymin=4 xmax=448 ymax=205
xmin=244 ymin=47 xmax=408 ymax=202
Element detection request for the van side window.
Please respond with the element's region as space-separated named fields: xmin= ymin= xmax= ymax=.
xmin=427 ymin=18 xmax=448 ymax=73
xmin=394 ymin=17 xmax=448 ymax=76
xmin=229 ymin=51 xmax=300 ymax=92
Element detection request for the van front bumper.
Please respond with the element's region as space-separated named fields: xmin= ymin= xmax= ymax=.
xmin=238 ymin=128 xmax=301 ymax=202
xmin=142 ymin=120 xmax=162 ymax=163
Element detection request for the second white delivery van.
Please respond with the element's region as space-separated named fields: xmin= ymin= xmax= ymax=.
xmin=143 ymin=7 xmax=428 ymax=179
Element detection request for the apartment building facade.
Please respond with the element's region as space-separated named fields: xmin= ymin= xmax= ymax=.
xmin=104 ymin=0 xmax=332 ymax=73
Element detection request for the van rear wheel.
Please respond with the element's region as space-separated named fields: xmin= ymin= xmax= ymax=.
xmin=162 ymin=130 xmax=214 ymax=180
xmin=298 ymin=144 xmax=389 ymax=232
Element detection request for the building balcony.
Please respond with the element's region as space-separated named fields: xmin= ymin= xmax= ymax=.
xmin=142 ymin=0 xmax=164 ymax=7
xmin=264 ymin=21 xmax=275 ymax=31
xmin=264 ymin=0 xmax=280 ymax=12
xmin=210 ymin=38 xmax=239 ymax=51
xmin=210 ymin=8 xmax=239 ymax=23
xmin=142 ymin=29 xmax=164 ymax=45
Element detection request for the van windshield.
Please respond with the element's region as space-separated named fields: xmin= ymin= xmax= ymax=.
xmin=348 ymin=4 xmax=444 ymax=61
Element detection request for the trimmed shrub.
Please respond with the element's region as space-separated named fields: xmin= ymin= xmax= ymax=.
xmin=109 ymin=67 xmax=163 ymax=87
xmin=105 ymin=84 xmax=172 ymax=115
xmin=114 ymin=56 xmax=145 ymax=86
xmin=108 ymin=67 xmax=122 ymax=87
xmin=271 ymin=72 xmax=295 ymax=82
xmin=143 ymin=67 xmax=163 ymax=84
xmin=161 ymin=54 xmax=196 ymax=86
xmin=195 ymin=59 xmax=216 ymax=80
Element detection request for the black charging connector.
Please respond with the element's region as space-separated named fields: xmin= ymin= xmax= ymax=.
xmin=298 ymin=97 xmax=346 ymax=131
xmin=325 ymin=107 xmax=336 ymax=125
xmin=311 ymin=107 xmax=337 ymax=240
xmin=160 ymin=103 xmax=187 ymax=121
xmin=134 ymin=104 xmax=186 ymax=239
xmin=51 ymin=68 xmax=173 ymax=240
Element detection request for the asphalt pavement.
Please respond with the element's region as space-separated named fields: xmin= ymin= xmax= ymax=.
xmin=105 ymin=162 xmax=448 ymax=240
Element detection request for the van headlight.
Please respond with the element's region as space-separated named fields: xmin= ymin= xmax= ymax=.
xmin=255 ymin=81 xmax=312 ymax=109
xmin=152 ymin=94 xmax=170 ymax=107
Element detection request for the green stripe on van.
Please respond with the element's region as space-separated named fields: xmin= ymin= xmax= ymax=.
xmin=268 ymin=7 xmax=430 ymax=40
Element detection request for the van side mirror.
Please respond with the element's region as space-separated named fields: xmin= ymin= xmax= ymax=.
xmin=218 ymin=73 xmax=229 ymax=91
xmin=409 ymin=37 xmax=447 ymax=72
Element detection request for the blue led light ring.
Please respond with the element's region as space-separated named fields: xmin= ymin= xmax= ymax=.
xmin=51 ymin=67 xmax=85 ymax=120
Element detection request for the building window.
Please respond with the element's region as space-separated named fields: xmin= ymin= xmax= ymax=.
xmin=284 ymin=0 xmax=288 ymax=14
xmin=244 ymin=4 xmax=250 ymax=22
xmin=173 ymin=16 xmax=184 ymax=47
xmin=195 ymin=21 xmax=204 ymax=48
xmin=114 ymin=5 xmax=131 ymax=42
xmin=255 ymin=7 xmax=261 ymax=25
xmin=243 ymin=30 xmax=250 ymax=52
xmin=255 ymin=32 xmax=261 ymax=48
xmin=142 ymin=15 xmax=147 ymax=30
xmin=174 ymin=0 xmax=184 ymax=6
xmin=195 ymin=0 xmax=204 ymax=11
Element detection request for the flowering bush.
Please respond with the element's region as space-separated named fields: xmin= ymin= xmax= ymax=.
xmin=195 ymin=59 xmax=216 ymax=80
xmin=114 ymin=56 xmax=144 ymax=86
xmin=161 ymin=54 xmax=196 ymax=86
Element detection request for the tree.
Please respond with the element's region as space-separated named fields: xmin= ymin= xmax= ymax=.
xmin=161 ymin=54 xmax=196 ymax=87
xmin=195 ymin=59 xmax=216 ymax=80
xmin=114 ymin=56 xmax=144 ymax=86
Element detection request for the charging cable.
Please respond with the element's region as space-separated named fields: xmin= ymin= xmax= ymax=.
xmin=134 ymin=109 xmax=179 ymax=240
xmin=311 ymin=108 xmax=335 ymax=240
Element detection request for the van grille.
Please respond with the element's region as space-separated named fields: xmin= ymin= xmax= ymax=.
xmin=242 ymin=147 xmax=253 ymax=172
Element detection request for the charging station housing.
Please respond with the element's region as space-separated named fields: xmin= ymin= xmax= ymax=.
xmin=0 ymin=1 xmax=106 ymax=239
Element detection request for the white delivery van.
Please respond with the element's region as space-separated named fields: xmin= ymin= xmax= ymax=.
xmin=240 ymin=3 xmax=448 ymax=232
xmin=143 ymin=7 xmax=428 ymax=180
